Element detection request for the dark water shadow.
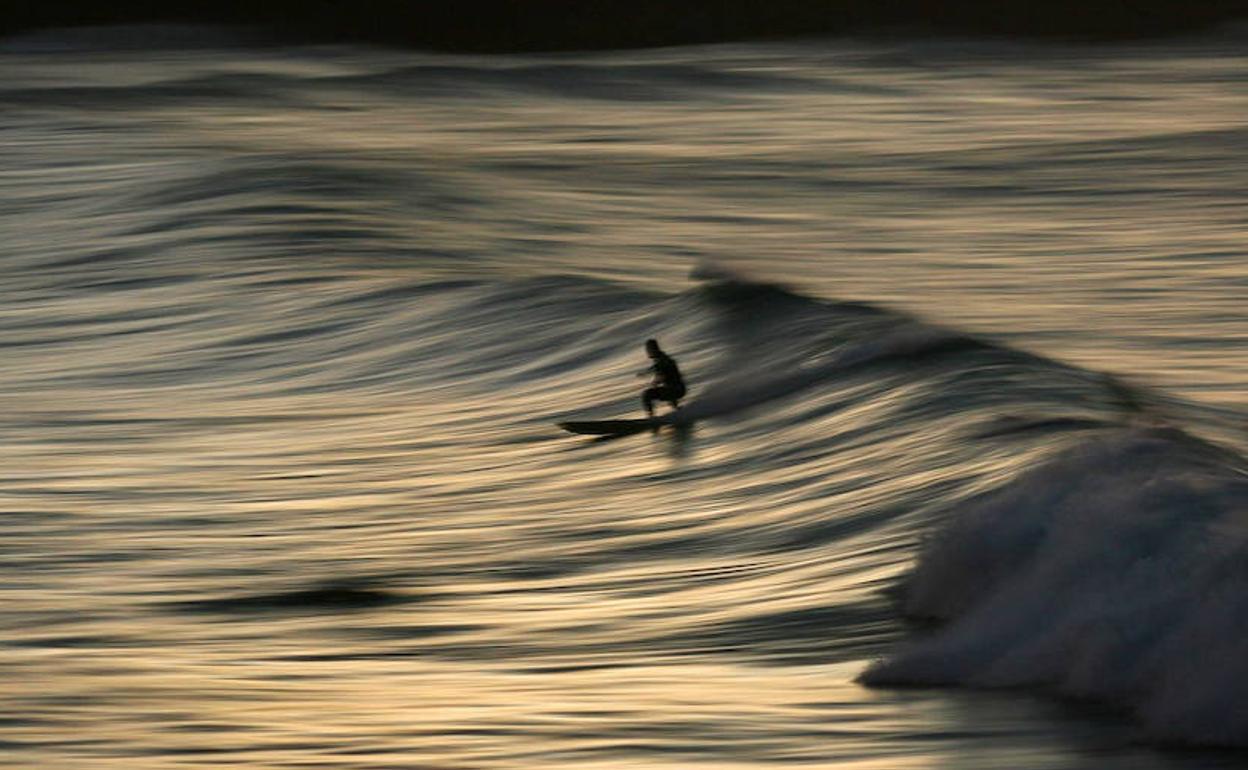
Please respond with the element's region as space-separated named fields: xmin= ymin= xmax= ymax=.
xmin=165 ymin=578 xmax=412 ymax=615
xmin=663 ymin=421 xmax=696 ymax=462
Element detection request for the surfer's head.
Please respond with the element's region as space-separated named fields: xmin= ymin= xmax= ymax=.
xmin=645 ymin=339 xmax=661 ymax=358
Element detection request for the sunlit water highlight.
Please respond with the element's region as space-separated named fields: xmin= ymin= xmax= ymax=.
xmin=1 ymin=27 xmax=1246 ymax=769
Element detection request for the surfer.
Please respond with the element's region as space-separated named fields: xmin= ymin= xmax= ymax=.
xmin=638 ymin=339 xmax=686 ymax=419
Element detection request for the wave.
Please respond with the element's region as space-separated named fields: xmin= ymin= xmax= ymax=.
xmin=664 ymin=275 xmax=1248 ymax=747
xmin=861 ymin=427 xmax=1248 ymax=747
xmin=7 ymin=196 xmax=1248 ymax=744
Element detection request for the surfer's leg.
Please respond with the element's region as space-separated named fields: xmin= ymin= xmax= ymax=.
xmin=642 ymin=387 xmax=658 ymax=418
xmin=663 ymin=386 xmax=684 ymax=414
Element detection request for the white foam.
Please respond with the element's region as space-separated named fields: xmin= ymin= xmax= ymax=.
xmin=862 ymin=428 xmax=1248 ymax=747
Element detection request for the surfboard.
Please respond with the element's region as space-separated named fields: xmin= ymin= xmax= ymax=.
xmin=558 ymin=418 xmax=661 ymax=437
xmin=559 ymin=406 xmax=692 ymax=438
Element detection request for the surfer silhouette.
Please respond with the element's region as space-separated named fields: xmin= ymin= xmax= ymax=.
xmin=638 ymin=339 xmax=686 ymax=419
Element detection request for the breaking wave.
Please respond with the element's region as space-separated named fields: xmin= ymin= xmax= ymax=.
xmin=863 ymin=427 xmax=1248 ymax=747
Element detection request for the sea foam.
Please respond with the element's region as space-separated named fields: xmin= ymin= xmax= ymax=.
xmin=862 ymin=428 xmax=1248 ymax=747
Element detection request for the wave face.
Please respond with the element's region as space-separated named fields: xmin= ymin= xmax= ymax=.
xmin=1 ymin=29 xmax=1246 ymax=770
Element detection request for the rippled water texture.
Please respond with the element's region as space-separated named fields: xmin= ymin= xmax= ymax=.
xmin=1 ymin=28 xmax=1246 ymax=769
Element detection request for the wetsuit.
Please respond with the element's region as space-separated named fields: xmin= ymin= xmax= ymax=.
xmin=643 ymin=351 xmax=686 ymax=415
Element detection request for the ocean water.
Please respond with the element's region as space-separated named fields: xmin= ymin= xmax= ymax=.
xmin=2 ymin=26 xmax=1247 ymax=769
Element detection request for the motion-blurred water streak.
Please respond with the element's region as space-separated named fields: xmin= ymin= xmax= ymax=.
xmin=1 ymin=27 xmax=1246 ymax=769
